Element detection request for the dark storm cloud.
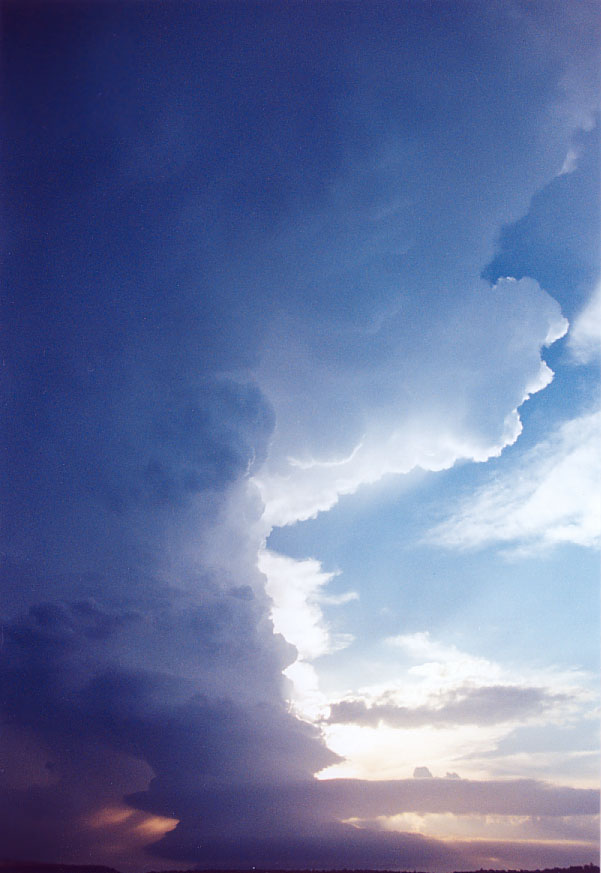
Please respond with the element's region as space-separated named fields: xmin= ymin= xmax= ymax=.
xmin=1 ymin=5 xmax=340 ymax=861
xmin=135 ymin=776 xmax=598 ymax=866
xmin=0 ymin=730 xmax=154 ymax=866
xmin=2 ymin=0 xmax=281 ymax=578
xmin=0 ymin=578 xmax=338 ymax=864
xmin=327 ymin=684 xmax=566 ymax=728
xmin=153 ymin=818 xmax=463 ymax=871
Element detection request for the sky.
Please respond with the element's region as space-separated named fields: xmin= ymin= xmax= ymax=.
xmin=1 ymin=2 xmax=600 ymax=871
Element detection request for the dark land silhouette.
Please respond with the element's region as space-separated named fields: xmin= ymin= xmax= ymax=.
xmin=0 ymin=864 xmax=598 ymax=873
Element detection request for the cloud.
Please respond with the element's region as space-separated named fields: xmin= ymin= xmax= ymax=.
xmin=313 ymin=777 xmax=600 ymax=817
xmin=327 ymin=685 xmax=568 ymax=729
xmin=259 ymin=549 xmax=355 ymax=662
xmin=254 ymin=277 xmax=568 ymax=528
xmin=482 ymin=123 xmax=600 ymax=312
xmin=375 ymin=809 xmax=600 ymax=845
xmin=318 ymin=632 xmax=596 ymax=785
xmin=136 ymin=776 xmax=598 ymax=867
xmin=568 ymin=283 xmax=601 ymax=363
xmin=152 ymin=816 xmax=464 ymax=871
xmin=259 ymin=549 xmax=357 ymax=718
xmin=446 ymin=836 xmax=599 ymax=871
xmin=384 ymin=631 xmax=504 ymax=691
xmin=558 ymin=145 xmax=582 ymax=175
xmin=3 ymin=3 xmax=599 ymax=869
xmin=0 ymin=578 xmax=339 ymax=866
xmin=428 ymin=410 xmax=601 ymax=553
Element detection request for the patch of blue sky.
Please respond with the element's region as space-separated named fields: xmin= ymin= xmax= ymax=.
xmin=268 ymin=467 xmax=600 ymax=669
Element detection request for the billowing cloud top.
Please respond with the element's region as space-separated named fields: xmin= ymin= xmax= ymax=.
xmin=254 ymin=276 xmax=568 ymax=527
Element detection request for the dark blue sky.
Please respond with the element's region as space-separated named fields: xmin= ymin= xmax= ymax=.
xmin=2 ymin=2 xmax=599 ymax=870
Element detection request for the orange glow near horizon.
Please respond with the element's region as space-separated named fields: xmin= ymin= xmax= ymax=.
xmin=134 ymin=813 xmax=179 ymax=837
xmin=86 ymin=804 xmax=179 ymax=846
xmin=87 ymin=805 xmax=134 ymax=828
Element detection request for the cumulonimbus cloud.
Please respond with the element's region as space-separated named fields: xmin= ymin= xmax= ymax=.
xmin=2 ymin=3 xmax=599 ymax=870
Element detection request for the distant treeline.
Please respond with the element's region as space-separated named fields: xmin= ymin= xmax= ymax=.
xmin=148 ymin=867 xmax=601 ymax=873
xmin=0 ymin=864 xmax=121 ymax=873
xmin=452 ymin=867 xmax=600 ymax=873
xmin=1 ymin=864 xmax=598 ymax=873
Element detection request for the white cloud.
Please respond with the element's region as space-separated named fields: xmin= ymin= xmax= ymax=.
xmin=258 ymin=549 xmax=357 ymax=718
xmin=254 ymin=278 xmax=568 ymax=529
xmin=568 ymin=283 xmax=601 ymax=363
xmin=369 ymin=631 xmax=591 ymax=716
xmin=259 ymin=549 xmax=352 ymax=661
xmin=558 ymin=146 xmax=582 ymax=176
xmin=428 ymin=410 xmax=601 ymax=553
xmin=369 ymin=810 xmax=601 ymax=846
xmin=385 ymin=631 xmax=503 ymax=690
xmin=317 ymin=631 xmax=596 ymax=785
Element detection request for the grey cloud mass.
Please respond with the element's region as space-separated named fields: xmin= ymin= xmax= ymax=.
xmin=134 ymin=778 xmax=598 ymax=866
xmin=327 ymin=685 xmax=567 ymax=729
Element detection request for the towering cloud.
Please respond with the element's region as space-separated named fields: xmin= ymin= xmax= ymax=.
xmin=2 ymin=2 xmax=599 ymax=870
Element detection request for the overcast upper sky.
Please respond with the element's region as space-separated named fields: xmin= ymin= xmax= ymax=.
xmin=2 ymin=2 xmax=600 ymax=871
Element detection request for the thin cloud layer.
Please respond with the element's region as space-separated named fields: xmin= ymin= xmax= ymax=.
xmin=569 ymin=283 xmax=601 ymax=364
xmin=327 ymin=685 xmax=567 ymax=729
xmin=429 ymin=411 xmax=601 ymax=553
xmin=316 ymin=631 xmax=596 ymax=787
xmin=135 ymin=777 xmax=598 ymax=868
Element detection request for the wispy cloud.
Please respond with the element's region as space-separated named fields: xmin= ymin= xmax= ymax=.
xmin=428 ymin=410 xmax=601 ymax=553
xmin=318 ymin=631 xmax=596 ymax=785
xmin=558 ymin=146 xmax=582 ymax=175
xmin=568 ymin=283 xmax=601 ymax=363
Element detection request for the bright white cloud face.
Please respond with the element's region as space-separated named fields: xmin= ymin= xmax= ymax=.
xmin=260 ymin=549 xmax=358 ymax=658
xmin=259 ymin=549 xmax=358 ymax=720
xmin=254 ymin=277 xmax=569 ymax=529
